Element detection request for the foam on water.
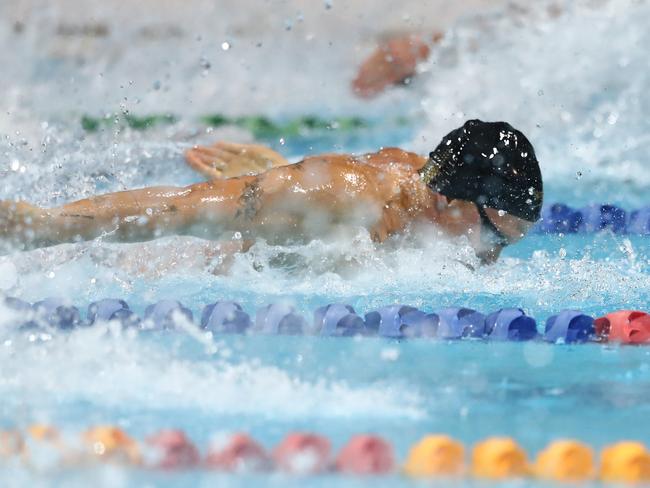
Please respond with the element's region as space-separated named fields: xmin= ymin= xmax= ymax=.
xmin=1 ymin=228 xmax=647 ymax=319
xmin=0 ymin=324 xmax=424 ymax=422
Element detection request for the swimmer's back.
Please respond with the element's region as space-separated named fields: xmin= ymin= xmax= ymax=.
xmin=197 ymin=148 xmax=432 ymax=243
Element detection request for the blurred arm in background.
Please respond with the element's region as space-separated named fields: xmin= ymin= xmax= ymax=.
xmin=351 ymin=32 xmax=442 ymax=98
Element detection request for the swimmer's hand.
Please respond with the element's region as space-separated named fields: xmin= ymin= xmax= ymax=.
xmin=185 ymin=141 xmax=289 ymax=180
xmin=352 ymin=34 xmax=439 ymax=98
xmin=0 ymin=200 xmax=48 ymax=251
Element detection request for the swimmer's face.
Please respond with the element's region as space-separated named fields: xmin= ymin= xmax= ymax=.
xmin=434 ymin=197 xmax=534 ymax=264
xmin=473 ymin=207 xmax=535 ymax=264
xmin=435 ymin=197 xmax=534 ymax=246
xmin=481 ymin=208 xmax=535 ymax=245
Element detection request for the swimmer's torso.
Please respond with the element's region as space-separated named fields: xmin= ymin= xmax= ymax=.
xmin=177 ymin=148 xmax=439 ymax=244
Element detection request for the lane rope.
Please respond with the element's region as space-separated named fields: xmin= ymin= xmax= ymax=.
xmin=536 ymin=203 xmax=650 ymax=235
xmin=2 ymin=426 xmax=649 ymax=482
xmin=2 ymin=297 xmax=649 ymax=344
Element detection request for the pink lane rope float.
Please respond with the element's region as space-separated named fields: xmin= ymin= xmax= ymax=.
xmin=2 ymin=426 xmax=650 ymax=482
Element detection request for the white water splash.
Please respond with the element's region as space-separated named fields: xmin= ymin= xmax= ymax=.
xmin=0 ymin=324 xmax=425 ymax=420
xmin=415 ymin=0 xmax=650 ymax=192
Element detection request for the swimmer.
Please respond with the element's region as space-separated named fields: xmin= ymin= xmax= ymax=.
xmin=0 ymin=120 xmax=543 ymax=265
xmin=352 ymin=5 xmax=565 ymax=98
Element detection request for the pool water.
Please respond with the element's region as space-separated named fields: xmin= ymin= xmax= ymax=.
xmin=1 ymin=0 xmax=650 ymax=485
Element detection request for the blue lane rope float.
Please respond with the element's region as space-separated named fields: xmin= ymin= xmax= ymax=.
xmin=256 ymin=303 xmax=307 ymax=335
xmin=394 ymin=308 xmax=440 ymax=338
xmin=3 ymin=295 xmax=650 ymax=344
xmin=437 ymin=307 xmax=486 ymax=339
xmin=88 ymin=299 xmax=140 ymax=327
xmin=629 ymin=207 xmax=650 ymax=234
xmin=544 ymin=310 xmax=595 ymax=344
xmin=580 ymin=205 xmax=627 ymax=234
xmin=315 ymin=304 xmax=365 ymax=337
xmin=364 ymin=305 xmax=435 ymax=338
xmin=201 ymin=301 xmax=251 ymax=334
xmin=485 ymin=308 xmax=538 ymax=341
xmin=32 ymin=298 xmax=82 ymax=330
xmin=143 ymin=300 xmax=194 ymax=330
xmin=537 ymin=203 xmax=650 ymax=235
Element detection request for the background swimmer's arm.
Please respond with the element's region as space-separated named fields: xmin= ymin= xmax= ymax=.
xmin=185 ymin=141 xmax=290 ymax=180
xmin=352 ymin=33 xmax=441 ymax=98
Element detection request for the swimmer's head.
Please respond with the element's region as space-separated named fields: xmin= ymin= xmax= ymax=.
xmin=420 ymin=119 xmax=543 ymax=259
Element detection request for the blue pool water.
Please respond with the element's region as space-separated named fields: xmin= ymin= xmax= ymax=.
xmin=1 ymin=0 xmax=650 ymax=485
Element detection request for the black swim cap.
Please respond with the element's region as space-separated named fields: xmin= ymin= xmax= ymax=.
xmin=422 ymin=119 xmax=543 ymax=222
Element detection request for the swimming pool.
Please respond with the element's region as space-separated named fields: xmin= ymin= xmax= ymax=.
xmin=1 ymin=0 xmax=649 ymax=485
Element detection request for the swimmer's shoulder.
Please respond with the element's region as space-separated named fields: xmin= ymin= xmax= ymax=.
xmin=287 ymin=148 xmax=426 ymax=177
xmin=356 ymin=147 xmax=427 ymax=171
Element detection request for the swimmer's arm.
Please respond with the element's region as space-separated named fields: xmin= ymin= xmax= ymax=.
xmin=186 ymin=142 xmax=427 ymax=181
xmin=185 ymin=141 xmax=290 ymax=180
xmin=0 ymin=188 xmax=188 ymax=250
xmin=0 ymin=179 xmax=248 ymax=250
xmin=352 ymin=33 xmax=441 ymax=98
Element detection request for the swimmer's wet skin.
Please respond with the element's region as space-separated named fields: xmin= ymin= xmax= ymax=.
xmin=0 ymin=120 xmax=542 ymax=264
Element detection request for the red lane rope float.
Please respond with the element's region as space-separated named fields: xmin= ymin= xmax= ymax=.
xmin=145 ymin=430 xmax=200 ymax=470
xmin=204 ymin=433 xmax=271 ymax=472
xmin=595 ymin=311 xmax=650 ymax=344
xmin=3 ymin=426 xmax=650 ymax=482
xmin=335 ymin=435 xmax=395 ymax=475
xmin=273 ymin=433 xmax=331 ymax=474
